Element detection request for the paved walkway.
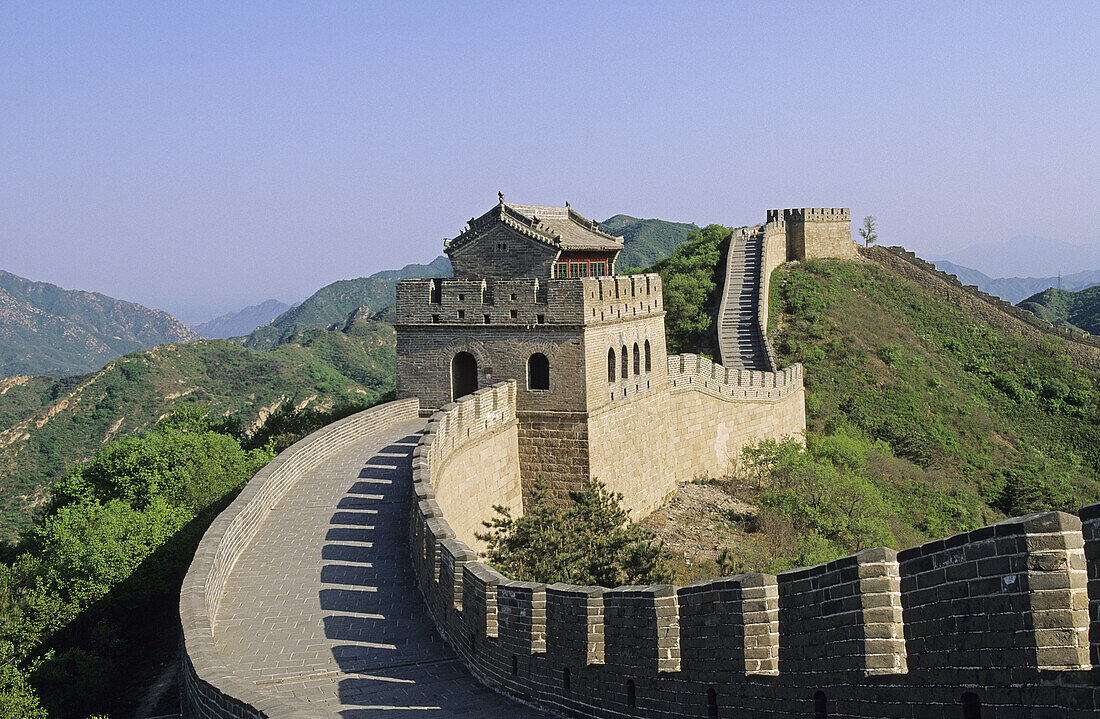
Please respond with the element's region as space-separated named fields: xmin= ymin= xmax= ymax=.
xmin=213 ymin=418 xmax=547 ymax=718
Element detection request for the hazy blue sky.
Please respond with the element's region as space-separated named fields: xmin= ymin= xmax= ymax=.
xmin=2 ymin=2 xmax=1097 ymax=322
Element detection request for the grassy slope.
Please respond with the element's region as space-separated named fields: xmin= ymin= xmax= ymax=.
xmin=766 ymin=258 xmax=1099 ymax=545
xmin=601 ymin=215 xmax=698 ymax=271
xmin=0 ymin=318 xmax=395 ymax=538
xmin=1018 ymin=285 xmax=1100 ymax=335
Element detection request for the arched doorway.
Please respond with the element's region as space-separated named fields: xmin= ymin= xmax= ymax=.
xmin=528 ymin=353 xmax=550 ymax=390
xmin=451 ymin=351 xmax=478 ymax=401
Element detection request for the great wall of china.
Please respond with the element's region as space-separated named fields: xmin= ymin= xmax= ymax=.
xmin=180 ymin=202 xmax=1100 ymax=718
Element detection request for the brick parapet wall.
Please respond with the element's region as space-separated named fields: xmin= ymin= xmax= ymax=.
xmin=863 ymin=245 xmax=1100 ymax=370
xmin=753 ymin=224 xmax=781 ymax=370
xmin=1070 ymin=504 xmax=1100 ymax=668
xmin=180 ymin=398 xmax=421 ymax=719
xmin=898 ymin=511 xmax=1090 ymax=677
xmin=412 ymin=392 xmax=1100 ymax=718
xmin=667 ymin=353 xmax=803 ymax=402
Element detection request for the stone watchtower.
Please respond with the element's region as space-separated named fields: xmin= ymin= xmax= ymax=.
xmin=396 ymin=196 xmax=669 ymax=505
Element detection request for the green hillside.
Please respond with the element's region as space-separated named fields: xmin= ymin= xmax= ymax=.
xmin=0 ymin=314 xmax=395 ymax=538
xmin=1018 ymin=285 xmax=1100 ymax=335
xmin=745 ymin=259 xmax=1098 ymax=568
xmin=0 ymin=270 xmax=201 ymax=378
xmin=654 ymin=237 xmax=1100 ymax=572
xmin=243 ymin=256 xmax=451 ymax=349
xmin=601 ymin=214 xmax=698 ymax=271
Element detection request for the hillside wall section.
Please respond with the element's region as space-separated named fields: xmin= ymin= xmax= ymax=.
xmin=666 ymin=354 xmax=805 ymax=478
xmin=413 ymin=385 xmax=1100 ymax=717
xmin=864 ymin=245 xmax=1100 ymax=370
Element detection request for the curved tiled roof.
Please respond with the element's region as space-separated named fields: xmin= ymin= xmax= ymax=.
xmin=445 ymin=199 xmax=624 ymax=253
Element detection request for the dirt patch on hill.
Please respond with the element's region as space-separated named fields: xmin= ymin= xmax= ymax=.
xmin=639 ymin=481 xmax=759 ymax=583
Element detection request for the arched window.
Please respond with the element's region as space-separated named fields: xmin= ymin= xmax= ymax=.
xmin=562 ymin=667 xmax=570 ymax=693
xmin=644 ymin=339 xmax=652 ymax=372
xmin=528 ymin=353 xmax=549 ymax=390
xmin=621 ymin=345 xmax=628 ymax=379
xmin=814 ymin=691 xmax=827 ymax=719
xmin=633 ymin=343 xmax=640 ymax=375
xmin=451 ymin=352 xmax=478 ymax=401
xmin=707 ymin=687 xmax=718 ymax=718
xmin=607 ymin=348 xmax=616 ymax=383
xmin=627 ymin=679 xmax=636 ymax=708
xmin=961 ymin=693 xmax=981 ymax=719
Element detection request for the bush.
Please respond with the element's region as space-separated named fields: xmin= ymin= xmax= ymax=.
xmin=477 ymin=479 xmax=672 ymax=587
xmin=0 ymin=405 xmax=276 ymax=718
xmin=651 ymin=225 xmax=728 ymax=353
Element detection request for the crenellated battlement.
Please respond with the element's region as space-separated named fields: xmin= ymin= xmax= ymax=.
xmin=770 ymin=207 xmax=850 ymax=223
xmin=667 ymin=353 xmax=803 ymax=402
xmin=410 ymin=382 xmax=1100 ymax=717
xmin=396 ymin=274 xmax=662 ymax=328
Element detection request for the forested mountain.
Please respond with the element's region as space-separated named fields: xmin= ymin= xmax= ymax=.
xmin=931 ymin=259 xmax=1100 ymax=303
xmin=192 ymin=299 xmax=292 ymax=339
xmin=0 ymin=312 xmax=395 ymax=538
xmin=0 ymin=270 xmax=201 ymax=378
xmin=1018 ymin=285 xmax=1100 ymax=335
xmin=601 ymin=214 xmax=698 ymax=271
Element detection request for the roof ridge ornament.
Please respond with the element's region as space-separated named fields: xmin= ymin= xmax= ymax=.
xmin=497 ymin=190 xmax=504 ymax=204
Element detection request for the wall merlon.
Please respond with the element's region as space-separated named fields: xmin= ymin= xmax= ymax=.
xmin=603 ymin=584 xmax=681 ymax=674
xmin=778 ymin=547 xmax=907 ymax=676
xmin=899 ymin=511 xmax=1090 ymax=675
xmin=546 ymin=583 xmax=607 ymax=666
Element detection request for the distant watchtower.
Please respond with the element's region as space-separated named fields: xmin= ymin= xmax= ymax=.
xmin=396 ymin=196 xmax=668 ymax=503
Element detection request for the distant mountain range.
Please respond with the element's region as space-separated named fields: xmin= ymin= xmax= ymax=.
xmin=0 ymin=308 xmax=395 ymax=537
xmin=192 ymin=299 xmax=293 ymax=339
xmin=1017 ymin=285 xmax=1100 ymax=336
xmin=929 ymin=260 xmax=1100 ymax=304
xmin=0 ymin=270 xmax=201 ymax=378
xmin=930 ymin=236 xmax=1100 ymax=279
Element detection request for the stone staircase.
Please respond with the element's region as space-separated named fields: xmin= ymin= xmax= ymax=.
xmin=717 ymin=225 xmax=774 ymax=371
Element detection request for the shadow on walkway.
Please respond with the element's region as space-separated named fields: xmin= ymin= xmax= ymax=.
xmin=321 ymin=433 xmax=544 ymax=718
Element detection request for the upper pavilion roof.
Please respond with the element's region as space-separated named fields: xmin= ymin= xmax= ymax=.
xmin=444 ymin=195 xmax=624 ymax=254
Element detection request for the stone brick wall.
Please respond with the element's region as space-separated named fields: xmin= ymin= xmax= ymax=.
xmin=586 ymin=389 xmax=675 ymax=518
xmin=412 ymin=416 xmax=1100 ymax=719
xmin=665 ymin=354 xmax=806 ymax=479
xmin=1083 ymin=504 xmax=1100 ymax=667
xmin=411 ymin=378 xmax=1100 ymax=717
xmin=864 ymin=244 xmax=1100 ymax=370
xmin=898 ymin=511 xmax=1090 ymax=674
xmin=517 ymin=411 xmax=590 ymax=504
xmin=425 ymin=386 xmax=523 ymax=553
xmin=180 ymin=398 xmax=421 ymax=719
